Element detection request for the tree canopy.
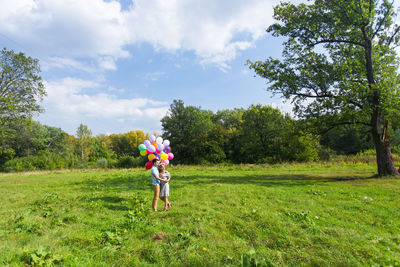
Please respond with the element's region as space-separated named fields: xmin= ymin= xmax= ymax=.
xmin=0 ymin=48 xmax=46 ymax=121
xmin=248 ymin=0 xmax=400 ymax=176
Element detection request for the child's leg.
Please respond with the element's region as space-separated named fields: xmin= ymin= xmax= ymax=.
xmin=163 ymin=197 xmax=168 ymax=211
xmin=152 ymin=185 xmax=160 ymax=212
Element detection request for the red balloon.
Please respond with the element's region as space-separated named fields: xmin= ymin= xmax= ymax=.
xmin=145 ymin=161 xmax=153 ymax=170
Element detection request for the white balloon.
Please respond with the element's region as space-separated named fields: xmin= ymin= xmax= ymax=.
xmin=156 ymin=136 xmax=163 ymax=145
xmin=163 ymin=140 xmax=170 ymax=146
xmin=149 ymin=135 xmax=156 ymax=142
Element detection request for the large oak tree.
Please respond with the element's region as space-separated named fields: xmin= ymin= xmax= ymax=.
xmin=248 ymin=0 xmax=400 ymax=176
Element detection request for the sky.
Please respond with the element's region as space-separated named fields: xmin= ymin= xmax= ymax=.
xmin=1 ymin=0 xmax=398 ymax=136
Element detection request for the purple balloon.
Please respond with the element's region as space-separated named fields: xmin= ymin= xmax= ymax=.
xmin=157 ymin=144 xmax=164 ymax=152
xmin=144 ymin=140 xmax=151 ymax=148
xmin=164 ymin=146 xmax=171 ymax=153
xmin=149 ymin=135 xmax=156 ymax=142
xmin=148 ymin=145 xmax=156 ymax=153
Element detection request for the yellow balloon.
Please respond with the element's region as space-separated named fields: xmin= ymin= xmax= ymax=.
xmin=140 ymin=150 xmax=147 ymax=156
xmin=161 ymin=153 xmax=168 ymax=160
xmin=148 ymin=154 xmax=155 ymax=161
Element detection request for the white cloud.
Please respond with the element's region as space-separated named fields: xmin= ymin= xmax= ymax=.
xmin=125 ymin=0 xmax=277 ymax=69
xmin=40 ymin=77 xmax=169 ymax=134
xmin=41 ymin=57 xmax=96 ymax=73
xmin=0 ymin=0 xmax=278 ymax=70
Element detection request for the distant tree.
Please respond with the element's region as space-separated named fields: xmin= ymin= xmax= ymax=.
xmin=0 ymin=48 xmax=46 ymax=162
xmin=321 ymin=125 xmax=374 ymax=155
xmin=161 ymin=100 xmax=216 ymax=164
xmin=238 ymin=104 xmax=319 ymax=163
xmin=76 ymin=123 xmax=93 ymax=162
xmin=248 ymin=0 xmax=400 ymax=175
xmin=109 ymin=133 xmax=132 ymax=157
xmin=213 ymin=109 xmax=244 ymax=162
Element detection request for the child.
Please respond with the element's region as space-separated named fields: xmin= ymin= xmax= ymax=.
xmin=158 ymin=163 xmax=171 ymax=211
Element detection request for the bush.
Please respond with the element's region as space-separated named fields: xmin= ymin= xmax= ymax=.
xmin=3 ymin=151 xmax=78 ymax=172
xmin=117 ymin=156 xmax=146 ymax=168
xmin=96 ymin=158 xmax=108 ymax=168
xmin=318 ymin=146 xmax=335 ymax=161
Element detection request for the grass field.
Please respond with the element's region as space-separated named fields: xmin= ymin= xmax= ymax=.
xmin=1 ymin=163 xmax=400 ymax=266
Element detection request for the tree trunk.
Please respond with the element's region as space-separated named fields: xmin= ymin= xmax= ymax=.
xmin=371 ymin=113 xmax=399 ymax=176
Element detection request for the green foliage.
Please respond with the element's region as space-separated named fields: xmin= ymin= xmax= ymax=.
xmin=96 ymin=158 xmax=108 ymax=168
xmin=76 ymin=123 xmax=93 ymax=162
xmin=248 ymin=0 xmax=400 ymax=175
xmin=162 ymin=100 xmax=319 ymax=164
xmin=161 ymin=100 xmax=216 ymax=164
xmin=0 ymin=48 xmax=46 ymax=135
xmin=20 ymin=246 xmax=62 ymax=266
xmin=321 ymin=126 xmax=375 ymax=155
xmin=116 ymin=156 xmax=146 ymax=168
xmin=2 ymin=150 xmax=78 ymax=172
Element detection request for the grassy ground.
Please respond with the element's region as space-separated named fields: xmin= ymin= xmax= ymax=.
xmin=0 ymin=163 xmax=399 ymax=266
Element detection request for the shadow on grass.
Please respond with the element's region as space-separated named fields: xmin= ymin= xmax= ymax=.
xmin=74 ymin=171 xmax=376 ymax=194
xmin=173 ymin=173 xmax=377 ymax=188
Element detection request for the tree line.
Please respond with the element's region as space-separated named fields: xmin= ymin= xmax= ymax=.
xmin=2 ymin=98 xmax=400 ymax=172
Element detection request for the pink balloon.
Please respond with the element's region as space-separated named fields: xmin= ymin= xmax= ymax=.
xmin=155 ymin=148 xmax=161 ymax=154
xmin=162 ymin=159 xmax=169 ymax=166
xmin=168 ymin=153 xmax=174 ymax=160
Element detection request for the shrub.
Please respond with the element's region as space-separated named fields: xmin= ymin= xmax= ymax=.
xmin=3 ymin=151 xmax=78 ymax=172
xmin=117 ymin=156 xmax=146 ymax=168
xmin=96 ymin=158 xmax=108 ymax=168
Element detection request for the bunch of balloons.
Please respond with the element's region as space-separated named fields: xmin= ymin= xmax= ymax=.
xmin=138 ymin=135 xmax=174 ymax=169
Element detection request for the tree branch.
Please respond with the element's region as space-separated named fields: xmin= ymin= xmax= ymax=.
xmin=309 ymin=39 xmax=364 ymax=47
xmin=372 ymin=1 xmax=394 ymax=39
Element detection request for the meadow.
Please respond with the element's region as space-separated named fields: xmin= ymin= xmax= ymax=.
xmin=1 ymin=163 xmax=400 ymax=266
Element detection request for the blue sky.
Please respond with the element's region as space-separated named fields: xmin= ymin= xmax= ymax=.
xmin=3 ymin=0 xmax=375 ymax=136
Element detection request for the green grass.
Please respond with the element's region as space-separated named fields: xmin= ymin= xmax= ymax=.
xmin=1 ymin=163 xmax=400 ymax=266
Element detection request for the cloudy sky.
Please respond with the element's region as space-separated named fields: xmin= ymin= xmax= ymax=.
xmin=0 ymin=0 xmax=320 ymax=135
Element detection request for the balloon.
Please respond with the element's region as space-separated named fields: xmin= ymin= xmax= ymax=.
xmin=144 ymin=140 xmax=151 ymax=148
xmin=163 ymin=140 xmax=170 ymax=146
xmin=145 ymin=161 xmax=153 ymax=170
xmin=164 ymin=146 xmax=171 ymax=153
xmin=139 ymin=136 xmax=174 ymax=168
xmin=156 ymin=137 xmax=163 ymax=145
xmin=157 ymin=144 xmax=164 ymax=152
xmin=148 ymin=145 xmax=156 ymax=153
xmin=161 ymin=153 xmax=168 ymax=161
